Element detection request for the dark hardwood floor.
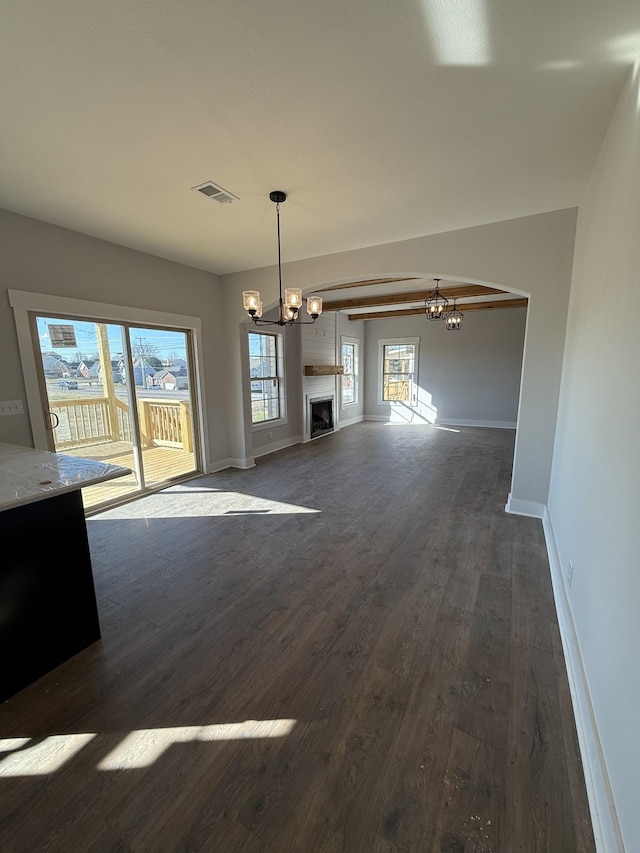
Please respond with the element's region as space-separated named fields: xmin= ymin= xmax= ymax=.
xmin=0 ymin=423 xmax=595 ymax=852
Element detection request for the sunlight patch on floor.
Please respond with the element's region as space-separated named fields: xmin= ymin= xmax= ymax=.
xmin=98 ymin=719 xmax=297 ymax=770
xmin=0 ymin=721 xmax=297 ymax=776
xmin=90 ymin=491 xmax=320 ymax=519
xmin=0 ymin=733 xmax=97 ymax=777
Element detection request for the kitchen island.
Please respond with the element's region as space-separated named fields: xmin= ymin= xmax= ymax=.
xmin=0 ymin=442 xmax=131 ymax=701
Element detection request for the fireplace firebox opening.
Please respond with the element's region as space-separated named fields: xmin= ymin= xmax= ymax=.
xmin=309 ymin=396 xmax=334 ymax=440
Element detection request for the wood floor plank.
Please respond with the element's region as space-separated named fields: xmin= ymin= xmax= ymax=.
xmin=370 ymin=605 xmax=474 ymax=851
xmin=432 ymin=727 xmax=506 ymax=853
xmin=550 ymin=624 xmax=598 ymax=852
xmin=511 ymin=542 xmax=555 ymax=652
xmin=372 ymin=581 xmax=445 ymax=683
xmin=235 ymin=661 xmax=414 ymax=852
xmin=455 ymin=575 xmax=512 ymax=751
xmin=178 ymin=814 xmax=272 ymax=853
xmin=507 ymin=642 xmax=586 ymax=851
xmin=484 ymin=512 xmax=517 ymax=580
xmin=0 ymin=423 xmax=595 ymax=852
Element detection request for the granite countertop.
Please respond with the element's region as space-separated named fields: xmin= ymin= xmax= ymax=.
xmin=0 ymin=442 xmax=132 ymax=511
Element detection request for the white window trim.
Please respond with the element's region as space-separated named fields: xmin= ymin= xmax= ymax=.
xmin=249 ymin=330 xmax=287 ymax=431
xmin=378 ymin=336 xmax=420 ymax=405
xmin=8 ymin=289 xmax=210 ymax=471
xmin=340 ymin=335 xmax=359 ymax=408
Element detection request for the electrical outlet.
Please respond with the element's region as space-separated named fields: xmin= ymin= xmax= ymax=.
xmin=567 ymin=560 xmax=574 ymax=587
xmin=268 ymin=431 xmax=273 ymax=440
xmin=0 ymin=400 xmax=24 ymax=416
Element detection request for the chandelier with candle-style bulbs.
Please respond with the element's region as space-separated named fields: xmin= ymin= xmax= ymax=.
xmin=445 ymin=298 xmax=464 ymax=330
xmin=425 ymin=278 xmax=464 ymax=330
xmin=425 ymin=278 xmax=448 ymax=320
xmin=243 ymin=191 xmax=323 ymax=326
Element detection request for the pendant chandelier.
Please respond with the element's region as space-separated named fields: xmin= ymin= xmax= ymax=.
xmin=445 ymin=298 xmax=464 ymax=330
xmin=242 ymin=191 xmax=323 ymax=326
xmin=424 ymin=279 xmax=448 ymax=320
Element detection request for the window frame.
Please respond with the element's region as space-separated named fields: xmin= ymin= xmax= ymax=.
xmin=378 ymin=337 xmax=420 ymax=405
xmin=248 ymin=330 xmax=287 ymax=430
xmin=9 ymin=288 xmax=210 ymax=472
xmin=340 ymin=335 xmax=359 ymax=408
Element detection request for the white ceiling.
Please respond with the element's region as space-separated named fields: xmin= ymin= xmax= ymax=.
xmin=1 ymin=0 xmax=639 ymax=276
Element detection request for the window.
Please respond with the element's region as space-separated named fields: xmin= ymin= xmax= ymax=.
xmin=380 ymin=338 xmax=419 ymax=403
xmin=10 ymin=289 xmax=205 ymax=512
xmin=249 ymin=332 xmax=284 ymax=425
xmin=341 ymin=337 xmax=359 ymax=406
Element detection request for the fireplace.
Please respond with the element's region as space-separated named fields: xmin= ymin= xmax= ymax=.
xmin=309 ymin=395 xmax=334 ymax=440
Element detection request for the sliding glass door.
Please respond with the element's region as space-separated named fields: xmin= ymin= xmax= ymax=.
xmin=33 ymin=314 xmax=200 ymax=511
xmin=127 ymin=325 xmax=198 ymax=491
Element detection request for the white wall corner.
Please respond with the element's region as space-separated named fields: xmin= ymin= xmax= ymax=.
xmin=223 ymin=456 xmax=256 ymax=470
xmin=504 ymin=493 xmax=545 ymax=518
xmin=542 ymin=507 xmax=625 ymax=853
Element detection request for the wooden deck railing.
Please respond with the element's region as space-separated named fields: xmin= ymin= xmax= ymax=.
xmin=51 ymin=397 xmax=191 ymax=451
xmin=383 ymin=380 xmax=414 ymax=402
xmin=137 ymin=399 xmax=192 ymax=451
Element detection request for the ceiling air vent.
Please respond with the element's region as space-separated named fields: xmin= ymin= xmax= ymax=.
xmin=192 ymin=181 xmax=239 ymax=204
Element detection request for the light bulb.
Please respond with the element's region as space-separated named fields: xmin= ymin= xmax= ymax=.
xmin=285 ymin=288 xmax=302 ymax=310
xmin=243 ymin=291 xmax=260 ymax=312
xmin=307 ymin=296 xmax=323 ymax=316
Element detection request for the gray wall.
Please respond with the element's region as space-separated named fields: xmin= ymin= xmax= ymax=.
xmin=548 ymin=64 xmax=640 ymax=852
xmin=363 ymin=308 xmax=526 ymax=427
xmin=0 ymin=208 xmax=230 ymax=466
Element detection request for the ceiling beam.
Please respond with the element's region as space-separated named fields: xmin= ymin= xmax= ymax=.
xmin=324 ymin=284 xmax=505 ymax=311
xmin=318 ymin=277 xmax=419 ymax=293
xmin=347 ymin=298 xmax=528 ymax=321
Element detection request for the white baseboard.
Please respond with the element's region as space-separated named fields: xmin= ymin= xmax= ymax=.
xmin=363 ymin=414 xmax=435 ymax=423
xmin=253 ymin=435 xmax=301 ymax=459
xmin=504 ymin=493 xmax=545 ymax=518
xmin=543 ymin=507 xmax=624 ymax=853
xmin=208 ymin=457 xmax=233 ymax=473
xmin=436 ymin=418 xmax=517 ymax=429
